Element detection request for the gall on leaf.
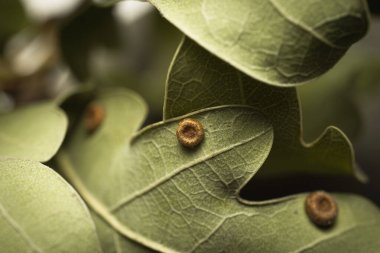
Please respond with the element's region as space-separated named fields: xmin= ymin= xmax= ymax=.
xmin=305 ymin=191 xmax=338 ymax=228
xmin=176 ymin=118 xmax=204 ymax=148
xmin=85 ymin=104 xmax=105 ymax=133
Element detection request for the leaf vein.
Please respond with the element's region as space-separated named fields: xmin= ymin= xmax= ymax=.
xmin=0 ymin=201 xmax=43 ymax=253
xmin=109 ymin=127 xmax=271 ymax=212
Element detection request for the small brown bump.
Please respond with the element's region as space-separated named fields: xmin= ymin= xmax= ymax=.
xmin=85 ymin=104 xmax=105 ymax=132
xmin=176 ymin=118 xmax=204 ymax=148
xmin=305 ymin=191 xmax=338 ymax=227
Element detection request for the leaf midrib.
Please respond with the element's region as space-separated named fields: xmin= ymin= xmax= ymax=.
xmin=110 ymin=126 xmax=272 ymax=212
xmin=57 ymin=122 xmax=271 ymax=253
xmin=57 ymin=152 xmax=181 ymax=253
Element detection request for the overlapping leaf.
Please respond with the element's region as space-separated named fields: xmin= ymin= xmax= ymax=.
xmin=58 ymin=88 xmax=275 ymax=252
xmin=58 ymin=88 xmax=380 ymax=252
xmin=0 ymin=103 xmax=101 ymax=252
xmin=149 ymin=0 xmax=369 ymax=86
xmin=0 ymin=159 xmax=102 ymax=253
xmin=165 ymin=37 xmax=366 ymax=181
xmin=0 ymin=102 xmax=68 ymax=162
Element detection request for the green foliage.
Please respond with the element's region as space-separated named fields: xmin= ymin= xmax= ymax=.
xmin=149 ymin=0 xmax=369 ymax=86
xmin=58 ymin=88 xmax=274 ymax=252
xmin=0 ymin=103 xmax=101 ymax=253
xmin=0 ymin=1 xmax=379 ymax=252
xmin=165 ymin=38 xmax=366 ymax=181
xmin=57 ymin=87 xmax=380 ymax=252
xmin=0 ymin=103 xmax=67 ymax=162
xmin=0 ymin=159 xmax=102 ymax=253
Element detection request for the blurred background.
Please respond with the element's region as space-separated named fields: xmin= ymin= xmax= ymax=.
xmin=0 ymin=0 xmax=379 ymax=204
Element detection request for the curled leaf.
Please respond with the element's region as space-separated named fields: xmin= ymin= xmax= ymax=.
xmin=164 ymin=37 xmax=366 ymax=181
xmin=58 ymin=88 xmax=274 ymax=252
xmin=58 ymin=88 xmax=380 ymax=252
xmin=149 ymin=0 xmax=369 ymax=86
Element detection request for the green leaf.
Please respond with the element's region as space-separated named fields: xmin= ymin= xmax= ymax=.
xmin=164 ymin=37 xmax=366 ymax=181
xmin=0 ymin=158 xmax=102 ymax=253
xmin=58 ymin=89 xmax=380 ymax=252
xmin=149 ymin=0 xmax=369 ymax=86
xmin=57 ymin=87 xmax=276 ymax=252
xmin=59 ymin=87 xmax=154 ymax=253
xmin=0 ymin=103 xmax=68 ymax=162
xmin=57 ymin=88 xmax=380 ymax=252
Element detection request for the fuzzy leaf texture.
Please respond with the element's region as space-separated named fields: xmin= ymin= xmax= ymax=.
xmin=0 ymin=160 xmax=102 ymax=253
xmin=148 ymin=0 xmax=370 ymax=86
xmin=164 ymin=37 xmax=366 ymax=182
xmin=0 ymin=104 xmax=102 ymax=253
xmin=0 ymin=103 xmax=68 ymax=162
xmin=58 ymin=88 xmax=380 ymax=252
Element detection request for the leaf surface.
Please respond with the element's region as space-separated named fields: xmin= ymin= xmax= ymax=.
xmin=0 ymin=103 xmax=68 ymax=162
xmin=149 ymin=0 xmax=369 ymax=86
xmin=58 ymin=88 xmax=380 ymax=252
xmin=0 ymin=159 xmax=102 ymax=253
xmin=164 ymin=37 xmax=366 ymax=181
xmin=58 ymin=88 xmax=275 ymax=252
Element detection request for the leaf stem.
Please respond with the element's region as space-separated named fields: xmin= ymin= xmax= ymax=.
xmin=56 ymin=152 xmax=181 ymax=253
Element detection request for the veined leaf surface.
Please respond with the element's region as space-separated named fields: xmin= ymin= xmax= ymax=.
xmin=0 ymin=159 xmax=102 ymax=253
xmin=149 ymin=0 xmax=369 ymax=86
xmin=58 ymin=88 xmax=380 ymax=252
xmin=164 ymin=37 xmax=366 ymax=181
xmin=58 ymin=88 xmax=275 ymax=252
